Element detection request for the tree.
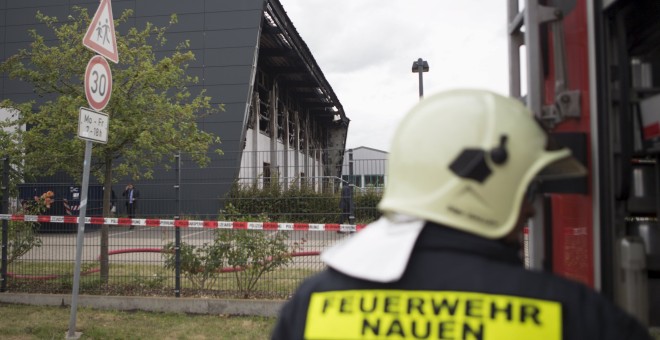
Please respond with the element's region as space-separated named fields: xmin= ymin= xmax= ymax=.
xmin=0 ymin=8 xmax=223 ymax=282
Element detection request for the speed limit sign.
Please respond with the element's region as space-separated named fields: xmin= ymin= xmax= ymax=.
xmin=84 ymin=55 xmax=113 ymax=111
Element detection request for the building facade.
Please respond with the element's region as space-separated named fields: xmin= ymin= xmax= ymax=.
xmin=0 ymin=0 xmax=349 ymax=217
xmin=341 ymin=146 xmax=388 ymax=190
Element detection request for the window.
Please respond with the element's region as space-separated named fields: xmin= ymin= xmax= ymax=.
xmin=263 ymin=162 xmax=271 ymax=187
xmin=364 ymin=175 xmax=385 ymax=187
xmin=342 ymin=175 xmax=362 ymax=187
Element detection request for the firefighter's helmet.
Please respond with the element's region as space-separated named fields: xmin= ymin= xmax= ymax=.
xmin=377 ymin=89 xmax=586 ymax=239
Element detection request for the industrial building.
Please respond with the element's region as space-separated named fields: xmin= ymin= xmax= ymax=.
xmin=0 ymin=0 xmax=350 ymax=217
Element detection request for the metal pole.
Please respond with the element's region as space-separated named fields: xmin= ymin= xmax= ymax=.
xmin=418 ymin=65 xmax=424 ymax=99
xmin=1 ymin=156 xmax=9 ymax=293
xmin=412 ymin=58 xmax=428 ymax=100
xmin=174 ymin=152 xmax=181 ymax=298
xmin=348 ymin=150 xmax=355 ymax=224
xmin=67 ymin=140 xmax=93 ymax=339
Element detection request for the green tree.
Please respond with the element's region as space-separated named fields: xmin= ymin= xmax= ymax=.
xmin=0 ymin=8 xmax=223 ymax=282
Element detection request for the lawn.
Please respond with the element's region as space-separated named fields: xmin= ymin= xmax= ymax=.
xmin=0 ymin=302 xmax=277 ymax=340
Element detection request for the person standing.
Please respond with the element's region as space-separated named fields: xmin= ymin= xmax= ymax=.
xmin=337 ymin=184 xmax=354 ymax=225
xmin=271 ymin=89 xmax=652 ymax=340
xmin=122 ymin=183 xmax=139 ymax=229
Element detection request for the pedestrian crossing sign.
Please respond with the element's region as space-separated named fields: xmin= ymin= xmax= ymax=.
xmin=82 ymin=0 xmax=118 ymax=63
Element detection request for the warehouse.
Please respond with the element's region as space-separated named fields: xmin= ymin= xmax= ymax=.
xmin=0 ymin=0 xmax=349 ymax=217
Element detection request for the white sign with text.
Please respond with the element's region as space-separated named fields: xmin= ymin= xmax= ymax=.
xmin=77 ymin=107 xmax=109 ymax=144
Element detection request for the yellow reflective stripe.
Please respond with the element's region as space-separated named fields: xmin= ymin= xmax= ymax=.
xmin=304 ymin=290 xmax=561 ymax=340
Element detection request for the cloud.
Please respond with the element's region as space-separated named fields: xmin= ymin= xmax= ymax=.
xmin=280 ymin=0 xmax=510 ymax=151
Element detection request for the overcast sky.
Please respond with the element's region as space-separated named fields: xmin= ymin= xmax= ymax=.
xmin=279 ymin=0 xmax=510 ymax=152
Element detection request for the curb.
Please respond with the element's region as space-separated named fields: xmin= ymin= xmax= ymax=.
xmin=0 ymin=293 xmax=285 ymax=317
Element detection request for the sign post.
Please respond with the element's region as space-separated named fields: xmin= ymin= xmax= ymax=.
xmin=66 ymin=141 xmax=92 ymax=340
xmin=68 ymin=1 xmax=116 ymax=338
xmin=67 ymin=109 xmax=109 ymax=340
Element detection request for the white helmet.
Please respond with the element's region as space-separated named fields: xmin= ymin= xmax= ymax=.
xmin=378 ymin=89 xmax=586 ymax=239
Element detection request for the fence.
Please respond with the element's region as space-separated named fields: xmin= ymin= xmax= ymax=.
xmin=2 ymin=148 xmax=387 ymax=222
xmin=0 ymin=216 xmax=357 ymax=298
xmin=0 ymin=150 xmax=386 ymax=298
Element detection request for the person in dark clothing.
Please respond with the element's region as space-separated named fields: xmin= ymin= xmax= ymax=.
xmin=103 ymin=186 xmax=117 ymax=216
xmin=110 ymin=188 xmax=116 ymax=215
xmin=122 ymin=183 xmax=139 ymax=229
xmin=271 ymin=89 xmax=652 ymax=340
xmin=338 ymin=184 xmax=354 ymax=225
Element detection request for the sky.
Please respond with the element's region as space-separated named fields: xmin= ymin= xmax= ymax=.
xmin=278 ymin=0 xmax=510 ymax=152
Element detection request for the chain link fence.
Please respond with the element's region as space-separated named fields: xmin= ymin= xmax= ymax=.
xmin=0 ymin=149 xmax=387 ymax=298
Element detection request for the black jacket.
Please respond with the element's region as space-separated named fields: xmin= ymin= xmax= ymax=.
xmin=272 ymin=224 xmax=652 ymax=340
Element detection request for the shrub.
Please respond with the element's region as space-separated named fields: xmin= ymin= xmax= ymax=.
xmin=162 ymin=241 xmax=228 ymax=291
xmin=216 ymin=229 xmax=299 ymax=297
xmin=1 ymin=192 xmax=50 ymax=265
xmin=162 ymin=229 xmax=302 ymax=297
xmin=222 ymin=180 xmax=382 ymax=224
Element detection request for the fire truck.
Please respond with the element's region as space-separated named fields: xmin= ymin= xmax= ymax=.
xmin=508 ymin=0 xmax=659 ymax=327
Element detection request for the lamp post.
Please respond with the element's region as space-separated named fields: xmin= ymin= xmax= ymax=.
xmin=412 ymin=58 xmax=429 ymax=99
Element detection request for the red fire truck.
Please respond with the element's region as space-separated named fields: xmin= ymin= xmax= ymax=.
xmin=508 ymin=0 xmax=659 ymax=327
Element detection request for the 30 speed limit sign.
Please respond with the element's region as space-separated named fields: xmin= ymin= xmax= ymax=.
xmin=84 ymin=55 xmax=113 ymax=111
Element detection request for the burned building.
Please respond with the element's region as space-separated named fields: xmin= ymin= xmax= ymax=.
xmin=0 ymin=0 xmax=349 ymax=218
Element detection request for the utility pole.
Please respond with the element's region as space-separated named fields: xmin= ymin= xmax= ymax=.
xmin=412 ymin=58 xmax=429 ymax=99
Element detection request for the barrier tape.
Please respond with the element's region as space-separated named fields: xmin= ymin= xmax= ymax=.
xmin=0 ymin=214 xmax=366 ymax=232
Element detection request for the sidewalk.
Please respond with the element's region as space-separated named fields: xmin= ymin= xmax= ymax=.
xmin=0 ymin=293 xmax=284 ymax=317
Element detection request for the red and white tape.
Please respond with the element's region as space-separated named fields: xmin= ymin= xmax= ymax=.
xmin=0 ymin=214 xmax=366 ymax=232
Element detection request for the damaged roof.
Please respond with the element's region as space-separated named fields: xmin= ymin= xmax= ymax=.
xmin=259 ymin=0 xmax=349 ymax=126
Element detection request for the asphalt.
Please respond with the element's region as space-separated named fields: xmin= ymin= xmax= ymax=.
xmin=0 ymin=293 xmax=285 ymax=317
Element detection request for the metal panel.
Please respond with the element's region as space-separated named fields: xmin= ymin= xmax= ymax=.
xmin=204 ymin=66 xmax=253 ymax=86
xmin=205 ymin=29 xmax=260 ymax=49
xmin=204 ymin=10 xmax=262 ymax=31
xmin=136 ymin=12 xmax=204 ymax=33
xmin=202 ymin=84 xmax=251 ymax=104
xmin=204 ymin=0 xmax=265 ymax=12
xmin=6 ymin=0 xmax=67 ymax=8
xmin=5 ymin=6 xmax=66 ymax=26
xmin=3 ymin=78 xmax=36 ymax=95
xmin=155 ymin=31 xmax=206 ymax=51
xmin=135 ymin=0 xmax=204 ymax=17
xmin=204 ymin=47 xmax=256 ymax=67
xmin=4 ymin=24 xmax=53 ymax=43
xmin=154 ymin=49 xmax=205 ymax=69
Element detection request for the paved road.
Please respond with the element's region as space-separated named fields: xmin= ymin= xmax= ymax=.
xmin=20 ymin=226 xmax=350 ymax=270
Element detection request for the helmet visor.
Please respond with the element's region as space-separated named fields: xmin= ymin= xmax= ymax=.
xmin=536 ymin=155 xmax=586 ymax=180
xmin=535 ymin=120 xmax=587 ymax=180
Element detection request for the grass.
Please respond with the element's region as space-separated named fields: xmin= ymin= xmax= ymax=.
xmin=652 ymin=328 xmax=660 ymax=340
xmin=0 ymin=302 xmax=277 ymax=340
xmin=8 ymin=261 xmax=320 ymax=298
xmin=1 ymin=300 xmax=659 ymax=340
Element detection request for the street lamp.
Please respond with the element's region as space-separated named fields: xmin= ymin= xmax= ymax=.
xmin=411 ymin=58 xmax=429 ymax=99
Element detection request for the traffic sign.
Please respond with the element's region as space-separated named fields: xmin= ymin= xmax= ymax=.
xmin=82 ymin=0 xmax=118 ymax=63
xmin=84 ymin=55 xmax=113 ymax=111
xmin=77 ymin=107 xmax=109 ymax=144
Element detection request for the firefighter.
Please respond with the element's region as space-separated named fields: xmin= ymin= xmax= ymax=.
xmin=271 ymin=89 xmax=652 ymax=340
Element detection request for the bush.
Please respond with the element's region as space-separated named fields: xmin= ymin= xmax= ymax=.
xmin=162 ymin=241 xmax=227 ymax=291
xmin=162 ymin=229 xmax=302 ymax=297
xmin=1 ymin=192 xmax=50 ymax=265
xmin=354 ymin=186 xmax=383 ymax=223
xmin=216 ymin=229 xmax=299 ymax=297
xmin=222 ymin=180 xmax=382 ymax=224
